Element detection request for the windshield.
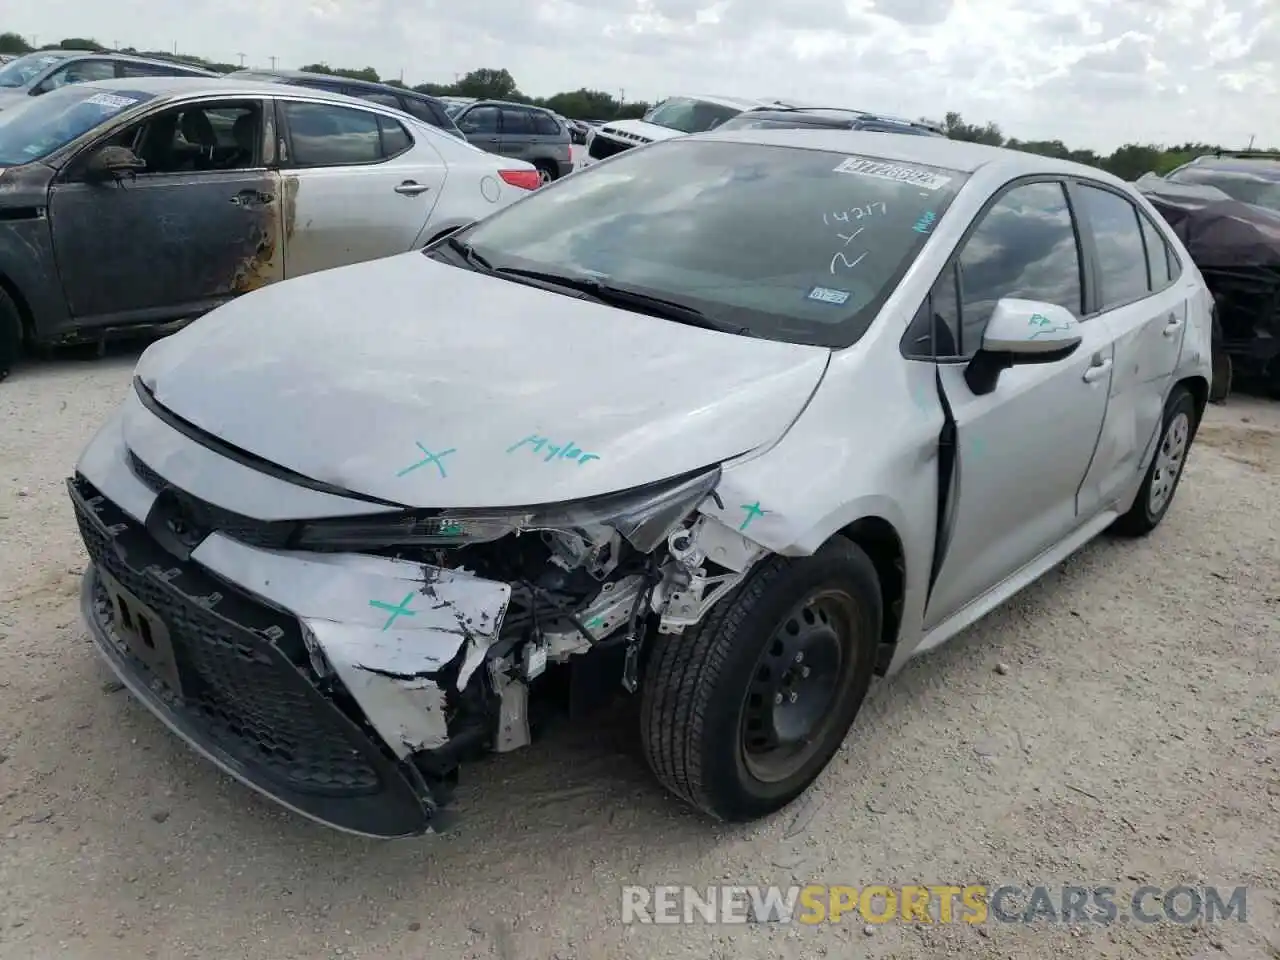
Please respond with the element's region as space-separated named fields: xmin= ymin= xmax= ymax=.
xmin=0 ymin=86 xmax=156 ymax=165
xmin=1166 ymin=166 xmax=1280 ymax=212
xmin=451 ymin=139 xmax=967 ymax=348
xmin=642 ymin=97 xmax=745 ymax=134
xmin=0 ymin=52 xmax=70 ymax=89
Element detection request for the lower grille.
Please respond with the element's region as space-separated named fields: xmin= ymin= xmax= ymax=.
xmin=588 ymin=134 xmax=634 ymax=161
xmin=70 ymin=475 xmax=433 ymax=836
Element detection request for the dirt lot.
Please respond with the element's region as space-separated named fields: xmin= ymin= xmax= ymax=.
xmin=0 ymin=351 xmax=1277 ymax=960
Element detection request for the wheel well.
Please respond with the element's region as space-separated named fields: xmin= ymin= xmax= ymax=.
xmin=0 ymin=272 xmax=34 ymax=341
xmin=1177 ymin=375 xmax=1209 ymax=433
xmin=837 ymin=517 xmax=904 ymax=675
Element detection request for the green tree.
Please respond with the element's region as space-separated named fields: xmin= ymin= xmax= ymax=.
xmin=0 ymin=31 xmax=32 ymax=54
xmin=943 ymin=111 xmax=1004 ymax=146
xmin=58 ymin=36 xmax=105 ymax=50
xmin=453 ymin=67 xmax=519 ymax=100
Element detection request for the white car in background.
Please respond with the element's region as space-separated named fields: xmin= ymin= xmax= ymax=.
xmin=581 ymin=94 xmax=780 ymax=166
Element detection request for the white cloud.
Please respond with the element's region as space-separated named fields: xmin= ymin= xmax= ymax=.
xmin=7 ymin=0 xmax=1278 ymax=151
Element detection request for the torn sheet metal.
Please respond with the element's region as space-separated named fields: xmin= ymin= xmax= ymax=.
xmin=304 ymin=619 xmax=450 ymax=757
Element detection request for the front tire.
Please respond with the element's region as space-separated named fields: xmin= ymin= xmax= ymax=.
xmin=640 ymin=536 xmax=881 ymax=822
xmin=1111 ymin=385 xmax=1197 ymax=537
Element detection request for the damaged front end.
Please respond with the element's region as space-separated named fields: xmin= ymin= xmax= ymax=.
xmin=291 ymin=465 xmax=768 ymax=767
xmin=73 ymin=446 xmax=767 ymax=838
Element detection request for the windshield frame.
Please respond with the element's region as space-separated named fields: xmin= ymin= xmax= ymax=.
xmin=438 ymin=138 xmax=969 ymax=350
xmin=0 ymin=50 xmax=76 ymax=89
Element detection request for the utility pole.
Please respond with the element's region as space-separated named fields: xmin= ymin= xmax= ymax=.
xmin=172 ymin=40 xmax=177 ymax=55
xmin=236 ymin=52 xmax=246 ymax=66
xmin=269 ymin=55 xmax=277 ymax=69
xmin=1247 ymin=133 xmax=1256 ymax=150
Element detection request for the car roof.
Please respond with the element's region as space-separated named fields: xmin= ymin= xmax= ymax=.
xmin=466 ymin=99 xmax=556 ymax=113
xmin=694 ymin=126 xmax=1124 ymax=181
xmin=53 ymin=75 xmax=418 ymax=106
xmin=1185 ymin=154 xmax=1280 ymax=179
xmin=25 ymin=50 xmax=218 ymax=73
xmin=229 ymin=68 xmax=438 ymax=99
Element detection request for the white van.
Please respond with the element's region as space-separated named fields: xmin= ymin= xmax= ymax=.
xmin=580 ymin=94 xmax=780 ymax=167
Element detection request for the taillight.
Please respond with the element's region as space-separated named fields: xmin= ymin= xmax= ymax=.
xmin=499 ymin=169 xmax=542 ymax=190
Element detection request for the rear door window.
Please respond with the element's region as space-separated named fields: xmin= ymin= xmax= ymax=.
xmin=1075 ymin=184 xmax=1152 ymax=309
xmin=1137 ymin=211 xmax=1174 ymax=292
xmin=500 ymin=108 xmax=536 ymax=136
xmin=531 ymin=111 xmax=562 ymax=136
xmin=282 ymin=101 xmax=384 ymax=166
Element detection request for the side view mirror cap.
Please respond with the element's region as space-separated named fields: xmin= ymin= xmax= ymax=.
xmin=981 ymin=298 xmax=1083 ymax=357
xmin=965 ymin=298 xmax=1084 ymax=396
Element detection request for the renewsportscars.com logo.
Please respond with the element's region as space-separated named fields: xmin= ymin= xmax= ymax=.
xmin=620 ymin=884 xmax=1250 ymax=926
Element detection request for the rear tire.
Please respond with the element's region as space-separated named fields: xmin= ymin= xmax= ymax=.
xmin=1209 ymin=347 xmax=1231 ymax=403
xmin=533 ymin=161 xmax=556 ymax=185
xmin=640 ymin=536 xmax=881 ymax=822
xmin=1111 ymin=386 xmax=1197 ymax=537
xmin=0 ymin=287 xmax=22 ymax=384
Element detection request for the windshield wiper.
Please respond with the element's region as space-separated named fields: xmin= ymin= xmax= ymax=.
xmin=492 ymin=267 xmax=751 ymax=335
xmin=444 ymin=235 xmax=493 ymax=271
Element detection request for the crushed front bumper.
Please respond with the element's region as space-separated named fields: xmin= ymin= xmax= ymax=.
xmin=70 ymin=469 xmax=512 ymax=838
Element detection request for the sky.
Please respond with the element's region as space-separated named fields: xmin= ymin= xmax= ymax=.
xmin=7 ymin=0 xmax=1278 ymax=152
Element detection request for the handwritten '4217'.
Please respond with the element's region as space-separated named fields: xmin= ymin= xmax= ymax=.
xmin=823 ymin=202 xmax=887 ymax=225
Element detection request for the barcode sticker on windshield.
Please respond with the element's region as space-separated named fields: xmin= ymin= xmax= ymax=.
xmin=833 ymin=157 xmax=952 ymax=191
xmin=83 ymin=93 xmax=139 ymax=110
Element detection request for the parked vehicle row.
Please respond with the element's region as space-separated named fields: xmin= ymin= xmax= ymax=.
xmin=0 ymin=77 xmax=542 ymax=379
xmin=66 ymin=126 xmax=1213 ymax=837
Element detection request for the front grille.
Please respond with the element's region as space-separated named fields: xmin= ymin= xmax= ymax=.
xmin=127 ymin=449 xmax=299 ymax=550
xmin=72 ymin=476 xmax=382 ymax=796
xmin=588 ymin=133 xmax=634 ymax=161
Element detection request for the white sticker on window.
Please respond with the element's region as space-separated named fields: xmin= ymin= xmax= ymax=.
xmin=833 ymin=157 xmax=952 ymax=191
xmin=83 ymin=93 xmax=139 ymax=110
xmin=807 ymin=285 xmax=850 ymax=305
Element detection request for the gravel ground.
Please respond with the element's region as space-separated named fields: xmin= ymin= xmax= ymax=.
xmin=0 ymin=348 xmax=1277 ymax=960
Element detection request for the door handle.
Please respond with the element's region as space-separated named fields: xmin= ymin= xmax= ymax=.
xmin=1163 ymin=313 xmax=1184 ymax=337
xmin=394 ymin=180 xmax=432 ymax=197
xmin=1082 ymin=357 xmax=1112 ymax=383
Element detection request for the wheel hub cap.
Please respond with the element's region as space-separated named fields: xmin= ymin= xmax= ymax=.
xmin=1148 ymin=411 xmax=1189 ymax=515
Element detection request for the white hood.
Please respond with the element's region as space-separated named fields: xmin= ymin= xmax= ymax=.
xmin=595 ymin=118 xmax=686 ymax=144
xmin=134 ymin=253 xmax=830 ymax=508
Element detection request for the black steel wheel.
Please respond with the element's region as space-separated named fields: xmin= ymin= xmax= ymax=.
xmin=640 ymin=536 xmax=881 ymax=822
xmin=0 ymin=287 xmax=22 ymax=384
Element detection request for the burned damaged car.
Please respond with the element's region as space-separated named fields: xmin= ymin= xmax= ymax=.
xmin=0 ymin=77 xmax=539 ymax=381
xmin=71 ymin=130 xmax=1213 ymax=837
xmin=1137 ymin=157 xmax=1280 ymax=397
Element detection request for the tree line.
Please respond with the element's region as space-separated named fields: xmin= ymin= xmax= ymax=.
xmin=2 ymin=31 xmax=1271 ymax=180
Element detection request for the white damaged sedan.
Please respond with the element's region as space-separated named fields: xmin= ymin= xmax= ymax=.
xmin=71 ymin=128 xmax=1214 ymax=837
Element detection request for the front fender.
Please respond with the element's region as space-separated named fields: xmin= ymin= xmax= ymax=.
xmin=0 ymin=162 xmax=69 ymax=339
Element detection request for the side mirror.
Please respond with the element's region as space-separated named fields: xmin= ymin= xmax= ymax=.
xmin=83 ymin=145 xmax=147 ymax=182
xmin=964 ymin=298 xmax=1083 ymax=396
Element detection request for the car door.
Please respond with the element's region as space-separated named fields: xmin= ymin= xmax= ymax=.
xmin=922 ymin=179 xmax=1116 ymax=632
xmin=455 ymin=104 xmax=502 ymax=154
xmin=1070 ymin=182 xmax=1188 ymax=511
xmin=275 ymin=97 xmax=446 ymax=278
xmin=47 ymin=96 xmax=283 ymax=325
xmin=497 ymin=107 xmax=538 ymax=161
